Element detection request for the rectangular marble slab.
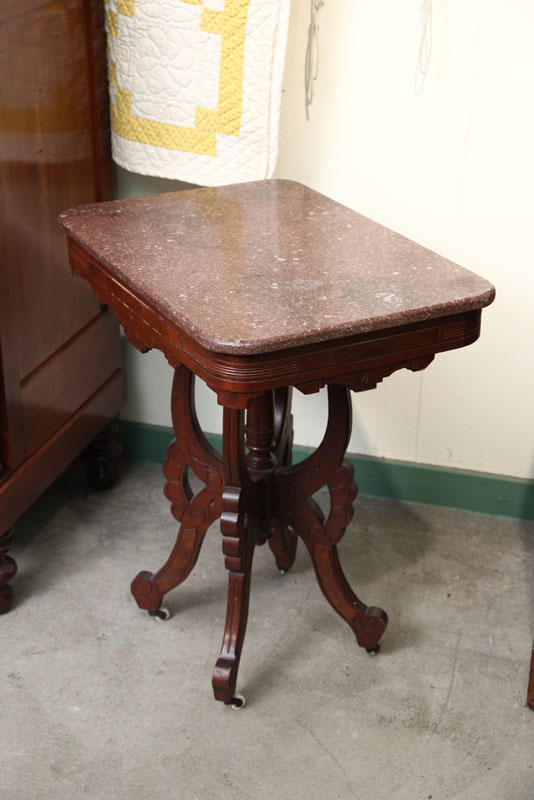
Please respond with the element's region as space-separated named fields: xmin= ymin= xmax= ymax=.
xmin=59 ymin=180 xmax=495 ymax=354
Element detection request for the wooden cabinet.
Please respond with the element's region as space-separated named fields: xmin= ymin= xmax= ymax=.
xmin=0 ymin=0 xmax=126 ymax=611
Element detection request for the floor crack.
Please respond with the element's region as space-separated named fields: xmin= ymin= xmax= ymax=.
xmin=432 ymin=631 xmax=461 ymax=732
xmin=296 ymin=718 xmax=357 ymax=797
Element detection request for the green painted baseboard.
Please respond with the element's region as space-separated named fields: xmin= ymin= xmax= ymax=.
xmin=118 ymin=420 xmax=534 ymax=521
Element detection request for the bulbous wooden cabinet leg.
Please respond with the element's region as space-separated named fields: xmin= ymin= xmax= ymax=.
xmin=0 ymin=528 xmax=17 ymax=614
xmin=85 ymin=418 xmax=122 ymax=489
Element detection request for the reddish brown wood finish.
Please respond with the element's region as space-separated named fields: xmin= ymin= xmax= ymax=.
xmin=0 ymin=0 xmax=125 ymax=609
xmin=274 ymin=385 xmax=387 ymax=650
xmin=130 ymin=365 xmax=387 ymax=703
xmin=212 ymin=405 xmax=256 ymax=703
xmin=131 ymin=367 xmax=224 ymax=611
xmin=268 ymin=388 xmax=298 ymax=572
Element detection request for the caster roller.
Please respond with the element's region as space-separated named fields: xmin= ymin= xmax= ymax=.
xmin=366 ymin=644 xmax=380 ymax=655
xmin=279 ymin=568 xmax=288 ymax=575
xmin=229 ymin=694 xmax=246 ymax=710
xmin=149 ymin=607 xmax=170 ymax=621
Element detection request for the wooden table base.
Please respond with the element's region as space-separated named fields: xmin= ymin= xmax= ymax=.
xmin=131 ymin=365 xmax=388 ymax=706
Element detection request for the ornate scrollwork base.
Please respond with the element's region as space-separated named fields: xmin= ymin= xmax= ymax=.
xmin=132 ymin=366 xmax=387 ymax=703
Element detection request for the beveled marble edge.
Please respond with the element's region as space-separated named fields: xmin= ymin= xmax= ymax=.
xmin=65 ymin=229 xmax=494 ymax=356
xmin=172 ymin=287 xmax=496 ymax=354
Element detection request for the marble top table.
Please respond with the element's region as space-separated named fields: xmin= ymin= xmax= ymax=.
xmin=60 ymin=179 xmax=495 ymax=708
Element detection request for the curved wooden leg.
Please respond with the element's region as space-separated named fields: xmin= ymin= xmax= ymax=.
xmin=131 ymin=366 xmax=223 ymax=613
xmin=131 ymin=484 xmax=222 ymax=611
xmin=291 ymin=493 xmax=387 ymax=650
xmin=213 ymin=405 xmax=256 ymax=705
xmin=0 ymin=528 xmax=17 ymax=614
xmin=269 ymin=387 xmax=298 ymax=571
xmin=268 ymin=519 xmax=298 ymax=573
xmin=273 ymin=385 xmax=388 ymax=652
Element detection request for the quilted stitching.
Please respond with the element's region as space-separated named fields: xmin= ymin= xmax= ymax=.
xmin=105 ymin=0 xmax=290 ymax=185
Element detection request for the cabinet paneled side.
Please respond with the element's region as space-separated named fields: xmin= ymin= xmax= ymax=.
xmin=0 ymin=343 xmax=9 ymax=475
xmin=0 ymin=0 xmax=125 ymax=537
xmin=0 ymin=0 xmax=124 ymax=472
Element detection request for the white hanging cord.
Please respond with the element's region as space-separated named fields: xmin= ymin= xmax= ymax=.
xmin=305 ymin=0 xmax=324 ymax=120
xmin=418 ymin=0 xmax=433 ymax=75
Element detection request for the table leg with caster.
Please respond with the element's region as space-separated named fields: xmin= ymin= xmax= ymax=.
xmin=274 ymin=384 xmax=388 ymax=653
xmin=131 ymin=365 xmax=224 ymax=618
xmin=212 ymin=405 xmax=255 ymax=708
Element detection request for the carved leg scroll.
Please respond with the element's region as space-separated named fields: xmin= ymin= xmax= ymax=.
xmin=131 ymin=366 xmax=223 ymax=614
xmin=290 ymin=464 xmax=387 ymax=650
xmin=0 ymin=528 xmax=16 ymax=614
xmin=273 ymin=385 xmax=388 ymax=651
xmin=212 ymin=405 xmax=255 ymax=705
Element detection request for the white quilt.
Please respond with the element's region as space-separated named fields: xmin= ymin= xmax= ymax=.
xmin=105 ymin=0 xmax=290 ymax=186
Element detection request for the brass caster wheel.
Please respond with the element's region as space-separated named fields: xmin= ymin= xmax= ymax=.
xmin=366 ymin=644 xmax=380 ymax=655
xmin=149 ymin=607 xmax=170 ymax=621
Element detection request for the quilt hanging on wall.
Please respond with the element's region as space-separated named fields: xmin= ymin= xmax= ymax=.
xmin=105 ymin=0 xmax=290 ymax=186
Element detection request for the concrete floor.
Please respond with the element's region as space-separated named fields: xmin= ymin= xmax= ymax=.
xmin=3 ymin=459 xmax=534 ymax=800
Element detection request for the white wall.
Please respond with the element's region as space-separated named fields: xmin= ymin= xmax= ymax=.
xmin=117 ymin=0 xmax=534 ymax=480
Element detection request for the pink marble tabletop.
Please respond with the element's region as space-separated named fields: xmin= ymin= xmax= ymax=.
xmin=59 ymin=180 xmax=495 ymax=355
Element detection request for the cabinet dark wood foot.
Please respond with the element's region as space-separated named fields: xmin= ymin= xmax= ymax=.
xmin=84 ymin=419 xmax=122 ymax=489
xmin=0 ymin=529 xmax=16 ymax=614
